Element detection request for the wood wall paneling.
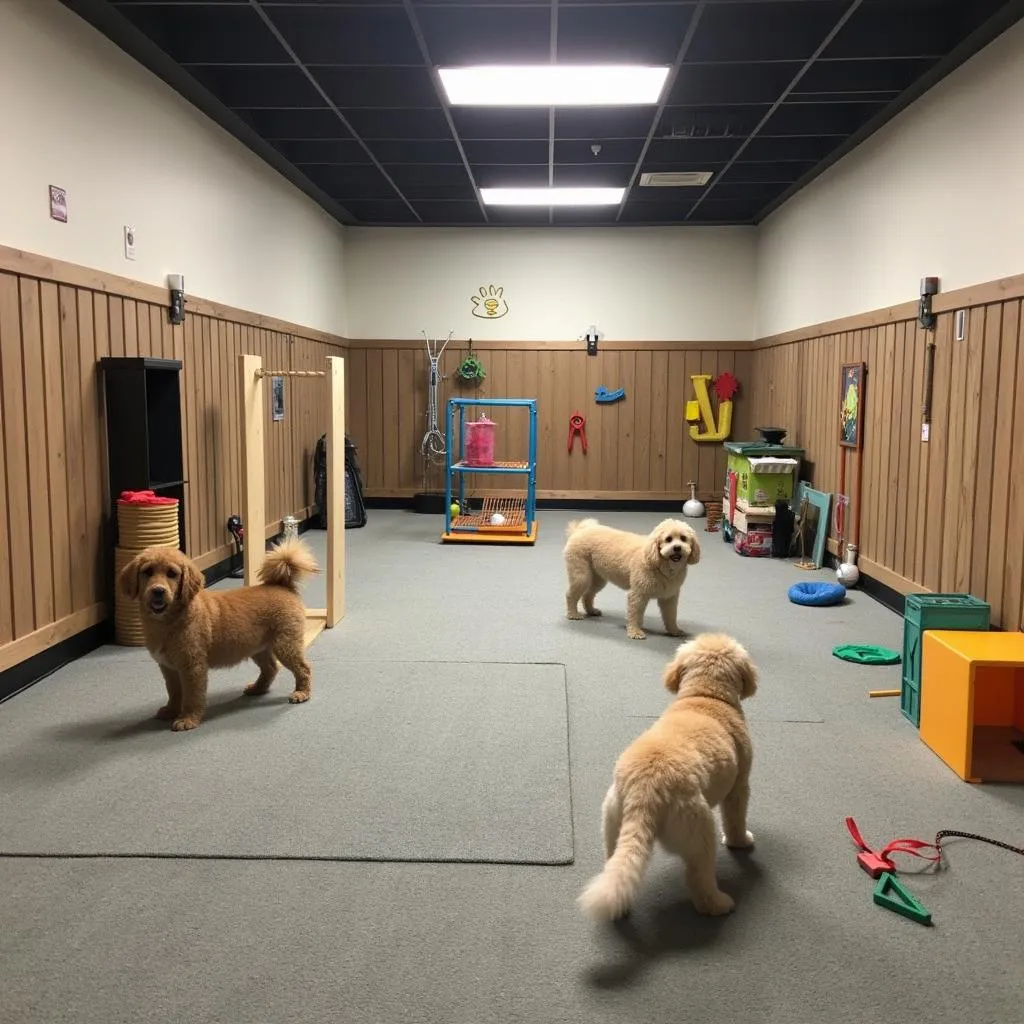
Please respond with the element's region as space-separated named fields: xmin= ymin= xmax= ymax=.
xmin=0 ymin=253 xmax=343 ymax=674
xmin=750 ymin=296 xmax=1024 ymax=631
xmin=341 ymin=340 xmax=753 ymax=502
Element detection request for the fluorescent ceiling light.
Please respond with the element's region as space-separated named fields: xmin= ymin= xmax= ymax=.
xmin=480 ymin=187 xmax=625 ymax=207
xmin=438 ymin=65 xmax=669 ymax=106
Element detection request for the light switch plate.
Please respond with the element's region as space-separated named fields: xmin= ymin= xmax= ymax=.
xmin=123 ymin=225 xmax=137 ymax=261
xmin=921 ymin=423 xmax=930 ymax=442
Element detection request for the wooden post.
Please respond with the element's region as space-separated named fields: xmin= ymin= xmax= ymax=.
xmin=240 ymin=353 xmax=265 ymax=587
xmin=326 ymin=356 xmax=345 ymax=627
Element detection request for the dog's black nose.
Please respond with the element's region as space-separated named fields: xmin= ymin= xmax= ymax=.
xmin=672 ymin=544 xmax=682 ymax=554
xmin=151 ymin=585 xmax=167 ymax=598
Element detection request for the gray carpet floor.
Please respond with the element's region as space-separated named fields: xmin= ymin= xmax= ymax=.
xmin=3 ymin=510 xmax=1023 ymax=1024
xmin=0 ymin=659 xmax=571 ymax=863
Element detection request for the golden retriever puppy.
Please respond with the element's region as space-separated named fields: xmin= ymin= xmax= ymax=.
xmin=578 ymin=633 xmax=758 ymax=920
xmin=563 ymin=517 xmax=700 ymax=640
xmin=119 ymin=537 xmax=319 ymax=732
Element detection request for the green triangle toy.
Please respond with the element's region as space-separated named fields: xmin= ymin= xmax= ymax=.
xmin=873 ymin=871 xmax=932 ymax=925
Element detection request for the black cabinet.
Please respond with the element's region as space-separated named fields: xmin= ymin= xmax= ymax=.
xmin=99 ymin=357 xmax=187 ymax=551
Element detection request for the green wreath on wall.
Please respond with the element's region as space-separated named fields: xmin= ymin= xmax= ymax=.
xmin=456 ymin=340 xmax=486 ymax=385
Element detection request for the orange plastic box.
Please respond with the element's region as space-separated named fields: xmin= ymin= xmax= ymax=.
xmin=919 ymin=630 xmax=1024 ymax=783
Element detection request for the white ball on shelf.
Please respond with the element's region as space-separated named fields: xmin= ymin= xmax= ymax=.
xmin=490 ymin=513 xmax=506 ymax=526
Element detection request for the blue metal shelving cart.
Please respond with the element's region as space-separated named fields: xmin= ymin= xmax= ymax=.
xmin=441 ymin=397 xmax=538 ymax=544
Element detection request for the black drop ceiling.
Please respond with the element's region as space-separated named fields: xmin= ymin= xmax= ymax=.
xmin=63 ymin=0 xmax=1024 ymax=227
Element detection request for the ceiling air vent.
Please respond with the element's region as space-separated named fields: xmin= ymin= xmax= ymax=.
xmin=639 ymin=171 xmax=713 ymax=187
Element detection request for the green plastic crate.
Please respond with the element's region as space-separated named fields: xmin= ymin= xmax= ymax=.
xmin=901 ymin=593 xmax=991 ymax=727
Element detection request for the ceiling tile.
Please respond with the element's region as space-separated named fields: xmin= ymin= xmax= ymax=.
xmin=472 ymin=165 xmax=549 ymax=189
xmin=556 ymin=4 xmax=696 ymax=64
xmin=796 ymin=57 xmax=941 ymax=96
xmin=301 ymin=163 xmax=401 ymax=200
xmin=555 ymin=108 xmax=656 ymax=140
xmin=451 ymin=109 xmax=550 ymax=141
xmin=188 ymin=66 xmax=324 ymax=108
xmin=670 ymin=62 xmax=802 ymax=106
xmin=657 ymin=104 xmax=769 ymax=140
xmin=740 ymin=135 xmax=844 ymax=161
xmin=264 ymin=6 xmax=422 ymax=65
xmin=369 ymin=139 xmax=463 ymax=164
xmin=762 ymin=100 xmax=888 ymax=136
xmin=552 ymin=163 xmax=635 ymax=187
xmin=645 ymin=136 xmax=744 ymax=163
xmin=415 ymin=201 xmax=487 ymax=225
xmin=341 ymin=108 xmax=452 ymax=140
xmin=315 ymin=68 xmax=439 ymax=109
xmin=554 ymin=139 xmax=645 ymax=164
xmin=463 ymin=140 xmax=550 ymax=166
xmin=719 ymin=160 xmax=817 ymax=183
xmin=116 ymin=4 xmax=285 ymax=63
xmin=271 ymin=139 xmax=367 ymax=163
xmin=687 ymin=2 xmax=852 ymax=63
xmin=244 ymin=109 xmax=349 ymax=140
xmin=620 ymin=199 xmax=696 ymax=223
xmin=415 ymin=5 xmax=551 ymax=64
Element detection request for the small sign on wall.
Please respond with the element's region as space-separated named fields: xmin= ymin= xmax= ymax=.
xmin=49 ymin=185 xmax=68 ymax=223
xmin=271 ymin=376 xmax=285 ymax=422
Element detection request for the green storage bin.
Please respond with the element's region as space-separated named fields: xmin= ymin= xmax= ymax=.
xmin=723 ymin=441 xmax=804 ymax=507
xmin=900 ymin=593 xmax=991 ymax=727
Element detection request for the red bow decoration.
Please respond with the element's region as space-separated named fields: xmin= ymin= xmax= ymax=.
xmin=568 ymin=413 xmax=587 ymax=454
xmin=713 ymin=372 xmax=739 ymax=403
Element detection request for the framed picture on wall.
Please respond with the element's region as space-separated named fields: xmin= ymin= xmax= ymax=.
xmin=839 ymin=362 xmax=865 ymax=449
xmin=271 ymin=376 xmax=285 ymax=422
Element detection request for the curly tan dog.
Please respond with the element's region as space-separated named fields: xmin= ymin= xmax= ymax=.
xmin=578 ymin=633 xmax=758 ymax=920
xmin=563 ymin=518 xmax=701 ymax=640
xmin=119 ymin=538 xmax=319 ymax=732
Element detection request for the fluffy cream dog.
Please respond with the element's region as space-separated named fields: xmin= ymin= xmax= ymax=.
xmin=563 ymin=517 xmax=700 ymax=639
xmin=578 ymin=633 xmax=758 ymax=920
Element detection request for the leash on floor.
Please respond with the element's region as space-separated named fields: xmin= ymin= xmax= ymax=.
xmin=846 ymin=818 xmax=1024 ymax=927
xmin=846 ymin=816 xmax=1024 ymax=876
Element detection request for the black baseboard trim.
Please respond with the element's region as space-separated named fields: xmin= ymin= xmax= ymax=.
xmin=825 ymin=553 xmax=905 ymax=617
xmin=0 ymin=621 xmax=112 ymax=705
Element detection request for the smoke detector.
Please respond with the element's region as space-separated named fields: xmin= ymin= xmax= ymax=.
xmin=639 ymin=171 xmax=713 ymax=187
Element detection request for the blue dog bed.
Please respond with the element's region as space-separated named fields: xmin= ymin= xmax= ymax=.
xmin=788 ymin=581 xmax=847 ymax=607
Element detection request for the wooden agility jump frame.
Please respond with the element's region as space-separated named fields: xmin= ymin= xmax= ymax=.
xmin=239 ymin=353 xmax=345 ymax=647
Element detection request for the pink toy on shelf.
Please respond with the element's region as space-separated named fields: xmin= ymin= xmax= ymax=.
xmin=464 ymin=417 xmax=497 ymax=466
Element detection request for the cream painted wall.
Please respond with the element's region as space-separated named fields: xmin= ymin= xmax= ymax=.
xmin=757 ymin=18 xmax=1024 ymax=337
xmin=344 ymin=226 xmax=756 ymax=341
xmin=0 ymin=0 xmax=347 ymax=336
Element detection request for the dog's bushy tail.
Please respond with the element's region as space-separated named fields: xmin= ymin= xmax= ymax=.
xmin=566 ymin=517 xmax=600 ymax=539
xmin=258 ymin=536 xmax=320 ymax=591
xmin=577 ymin=786 xmax=659 ymax=920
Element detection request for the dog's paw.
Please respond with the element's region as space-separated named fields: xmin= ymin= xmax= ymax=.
xmin=243 ymin=682 xmax=270 ymax=697
xmin=288 ymin=690 xmax=311 ymax=704
xmin=155 ymin=705 xmax=177 ymax=721
xmin=665 ymin=627 xmax=686 ymax=638
xmin=723 ymin=831 xmax=756 ymax=849
xmin=585 ymin=608 xmax=603 ymax=617
xmin=566 ymin=610 xmax=586 ymax=621
xmin=171 ymin=715 xmax=201 ymax=732
xmin=626 ymin=628 xmax=647 ymax=640
xmin=693 ymin=890 xmax=735 ymax=916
